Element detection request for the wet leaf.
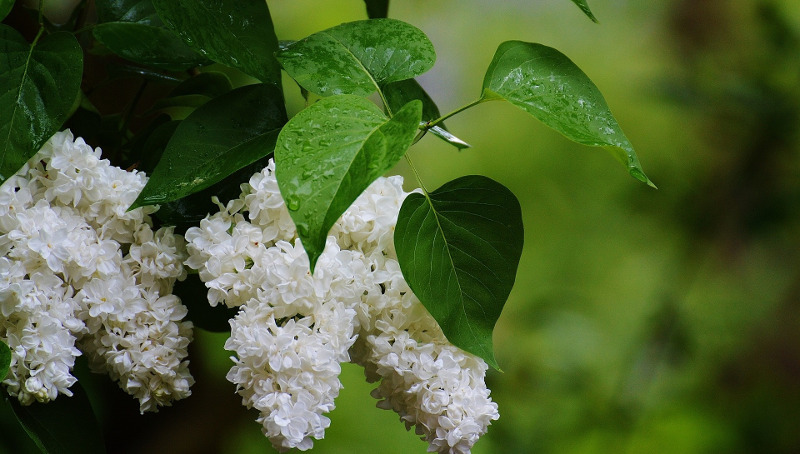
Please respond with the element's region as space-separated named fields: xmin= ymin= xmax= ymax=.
xmin=395 ymin=176 xmax=524 ymax=369
xmin=482 ymin=41 xmax=654 ymax=186
xmin=275 ymin=95 xmax=422 ymax=271
xmin=277 ymin=19 xmax=435 ymax=98
xmin=0 ymin=27 xmax=82 ymax=184
xmin=130 ymin=83 xmax=287 ymax=209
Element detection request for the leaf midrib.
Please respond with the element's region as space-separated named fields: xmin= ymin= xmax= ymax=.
xmin=1 ymin=30 xmax=39 ymax=172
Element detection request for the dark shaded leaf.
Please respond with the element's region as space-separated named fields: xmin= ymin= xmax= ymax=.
xmin=0 ymin=341 xmax=9 ymax=381
xmin=93 ymin=22 xmax=209 ymax=71
xmin=275 ymin=95 xmax=422 ymax=271
xmin=0 ymin=27 xmax=82 ymax=184
xmin=482 ymin=41 xmax=654 ymax=187
xmin=130 ymin=83 xmax=287 ymax=209
xmin=95 ymin=0 xmax=160 ymax=25
xmin=7 ymin=383 xmax=106 ymax=454
xmin=0 ymin=0 xmax=13 ymax=22
xmin=394 ymin=176 xmax=524 ymax=369
xmin=277 ymin=19 xmax=435 ymax=98
xmin=364 ymin=0 xmax=389 ymax=19
xmin=152 ymin=0 xmax=281 ymax=87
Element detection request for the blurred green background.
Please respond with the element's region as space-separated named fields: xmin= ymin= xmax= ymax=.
xmin=3 ymin=0 xmax=800 ymax=452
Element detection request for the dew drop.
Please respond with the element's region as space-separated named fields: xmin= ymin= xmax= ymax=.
xmin=287 ymin=197 xmax=300 ymax=211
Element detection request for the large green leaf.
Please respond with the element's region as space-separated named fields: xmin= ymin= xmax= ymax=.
xmin=0 ymin=0 xmax=13 ymax=22
xmin=364 ymin=0 xmax=389 ymax=19
xmin=95 ymin=0 xmax=160 ymax=25
xmin=394 ymin=176 xmax=524 ymax=369
xmin=569 ymin=0 xmax=598 ymax=22
xmin=93 ymin=22 xmax=209 ymax=71
xmin=0 ymin=341 xmax=10 ymax=380
xmin=382 ymin=78 xmax=470 ymax=149
xmin=130 ymin=83 xmax=287 ymax=209
xmin=152 ymin=0 xmax=281 ymax=87
xmin=0 ymin=27 xmax=83 ymax=184
xmin=482 ymin=41 xmax=654 ymax=187
xmin=277 ymin=19 xmax=435 ymax=98
xmin=275 ymin=95 xmax=422 ymax=271
xmin=7 ymin=383 xmax=106 ymax=454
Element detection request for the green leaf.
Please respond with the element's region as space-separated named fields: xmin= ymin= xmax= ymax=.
xmin=482 ymin=41 xmax=654 ymax=187
xmin=382 ymin=78 xmax=470 ymax=149
xmin=7 ymin=383 xmax=106 ymax=454
xmin=0 ymin=341 xmax=10 ymax=381
xmin=0 ymin=27 xmax=83 ymax=184
xmin=169 ymin=71 xmax=231 ymax=98
xmin=277 ymin=19 xmax=435 ymax=98
xmin=93 ymin=22 xmax=209 ymax=71
xmin=569 ymin=0 xmax=598 ymax=23
xmin=394 ymin=176 xmax=524 ymax=369
xmin=130 ymin=83 xmax=287 ymax=209
xmin=0 ymin=0 xmax=13 ymax=22
xmin=275 ymin=95 xmax=422 ymax=271
xmin=152 ymin=0 xmax=281 ymax=87
xmin=364 ymin=0 xmax=389 ymax=19
xmin=95 ymin=0 xmax=160 ymax=25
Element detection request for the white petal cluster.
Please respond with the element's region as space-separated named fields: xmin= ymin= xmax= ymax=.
xmin=185 ymin=159 xmax=498 ymax=452
xmin=0 ymin=130 xmax=193 ymax=412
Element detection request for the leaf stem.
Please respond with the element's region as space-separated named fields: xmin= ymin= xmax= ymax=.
xmin=425 ymin=97 xmax=487 ymax=129
xmin=377 ymin=87 xmax=393 ymax=117
xmin=404 ymin=153 xmax=428 ymax=195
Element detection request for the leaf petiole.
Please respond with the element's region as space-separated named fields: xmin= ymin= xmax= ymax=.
xmin=403 ymin=153 xmax=429 ymax=195
xmin=424 ymin=97 xmax=488 ymax=129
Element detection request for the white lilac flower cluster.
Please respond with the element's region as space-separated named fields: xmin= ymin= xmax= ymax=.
xmin=0 ymin=131 xmax=193 ymax=413
xmin=185 ymin=159 xmax=499 ymax=453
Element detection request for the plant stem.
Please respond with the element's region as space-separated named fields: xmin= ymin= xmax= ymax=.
xmin=425 ymin=97 xmax=487 ymax=129
xmin=377 ymin=87 xmax=393 ymax=117
xmin=404 ymin=153 xmax=428 ymax=195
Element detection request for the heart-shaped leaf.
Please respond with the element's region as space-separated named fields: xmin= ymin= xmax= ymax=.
xmin=382 ymin=78 xmax=470 ymax=149
xmin=130 ymin=83 xmax=287 ymax=209
xmin=93 ymin=22 xmax=209 ymax=71
xmin=0 ymin=26 xmax=83 ymax=184
xmin=569 ymin=0 xmax=598 ymax=22
xmin=394 ymin=176 xmax=524 ymax=369
xmin=482 ymin=41 xmax=654 ymax=187
xmin=277 ymin=19 xmax=435 ymax=98
xmin=7 ymin=382 xmax=106 ymax=454
xmin=0 ymin=341 xmax=10 ymax=380
xmin=152 ymin=0 xmax=281 ymax=87
xmin=275 ymin=95 xmax=422 ymax=271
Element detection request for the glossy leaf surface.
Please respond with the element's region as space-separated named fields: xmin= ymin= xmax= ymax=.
xmin=95 ymin=0 xmax=160 ymax=24
xmin=277 ymin=19 xmax=435 ymax=97
xmin=482 ymin=41 xmax=653 ymax=186
xmin=395 ymin=176 xmax=524 ymax=369
xmin=0 ymin=27 xmax=82 ymax=183
xmin=275 ymin=95 xmax=422 ymax=271
xmin=152 ymin=0 xmax=281 ymax=87
xmin=8 ymin=383 xmax=105 ymax=454
xmin=93 ymin=22 xmax=208 ymax=70
xmin=131 ymin=83 xmax=287 ymax=208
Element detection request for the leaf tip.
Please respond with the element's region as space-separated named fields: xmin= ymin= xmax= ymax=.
xmin=629 ymin=167 xmax=657 ymax=189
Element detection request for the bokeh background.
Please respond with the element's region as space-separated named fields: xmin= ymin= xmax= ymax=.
xmin=2 ymin=0 xmax=800 ymax=452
